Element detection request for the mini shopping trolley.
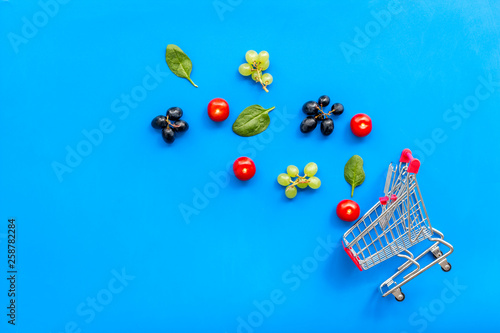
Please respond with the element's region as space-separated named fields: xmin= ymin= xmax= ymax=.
xmin=342 ymin=149 xmax=453 ymax=301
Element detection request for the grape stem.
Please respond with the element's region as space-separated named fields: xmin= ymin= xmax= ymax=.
xmin=314 ymin=105 xmax=335 ymax=119
xmin=251 ymin=61 xmax=269 ymax=93
xmin=165 ymin=116 xmax=180 ymax=128
xmin=288 ymin=175 xmax=311 ymax=187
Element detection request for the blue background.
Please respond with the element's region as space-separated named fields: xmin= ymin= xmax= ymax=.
xmin=1 ymin=0 xmax=499 ymax=332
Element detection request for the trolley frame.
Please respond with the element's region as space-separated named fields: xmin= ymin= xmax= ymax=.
xmin=342 ymin=149 xmax=454 ymax=301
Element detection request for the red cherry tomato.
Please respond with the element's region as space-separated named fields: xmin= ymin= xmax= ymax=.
xmin=233 ymin=157 xmax=256 ymax=181
xmin=350 ymin=113 xmax=372 ymax=137
xmin=208 ymin=98 xmax=230 ymax=122
xmin=336 ymin=200 xmax=360 ymax=222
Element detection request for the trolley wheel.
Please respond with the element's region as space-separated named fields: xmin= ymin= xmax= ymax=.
xmin=395 ymin=293 xmax=405 ymax=302
xmin=441 ymin=263 xmax=452 ymax=272
xmin=432 ymin=250 xmax=443 ymax=259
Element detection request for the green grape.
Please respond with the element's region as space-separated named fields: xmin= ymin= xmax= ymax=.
xmin=257 ymin=51 xmax=269 ymax=63
xmin=262 ymin=73 xmax=273 ymax=85
xmin=260 ymin=60 xmax=270 ymax=70
xmin=285 ymin=185 xmax=297 ymax=199
xmin=245 ymin=50 xmax=258 ymax=64
xmin=238 ymin=63 xmax=252 ymax=76
xmin=304 ymin=162 xmax=318 ymax=177
xmin=277 ymin=173 xmax=291 ymax=186
xmin=251 ymin=72 xmax=260 ymax=81
xmin=308 ymin=177 xmax=321 ymax=189
xmin=287 ymin=165 xmax=299 ymax=177
xmin=297 ymin=182 xmax=308 ymax=189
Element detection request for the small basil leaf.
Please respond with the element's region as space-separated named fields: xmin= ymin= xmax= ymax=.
xmin=344 ymin=155 xmax=365 ymax=197
xmin=232 ymin=105 xmax=276 ymax=137
xmin=165 ymin=44 xmax=198 ymax=87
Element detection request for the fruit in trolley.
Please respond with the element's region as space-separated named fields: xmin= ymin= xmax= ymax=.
xmin=341 ymin=149 xmax=454 ymax=301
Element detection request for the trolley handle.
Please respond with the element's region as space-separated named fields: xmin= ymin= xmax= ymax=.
xmin=399 ymin=149 xmax=421 ymax=174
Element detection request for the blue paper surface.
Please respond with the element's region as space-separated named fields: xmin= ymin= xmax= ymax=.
xmin=1 ymin=0 xmax=499 ymax=332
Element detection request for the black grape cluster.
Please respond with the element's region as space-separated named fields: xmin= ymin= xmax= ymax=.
xmin=151 ymin=107 xmax=189 ymax=144
xmin=300 ymin=95 xmax=344 ymax=136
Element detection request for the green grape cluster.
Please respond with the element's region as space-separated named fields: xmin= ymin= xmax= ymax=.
xmin=277 ymin=162 xmax=321 ymax=199
xmin=238 ymin=50 xmax=273 ymax=92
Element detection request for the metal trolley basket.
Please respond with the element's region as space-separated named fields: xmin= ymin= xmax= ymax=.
xmin=342 ymin=149 xmax=453 ymax=301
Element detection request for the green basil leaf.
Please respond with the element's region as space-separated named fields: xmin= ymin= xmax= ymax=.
xmin=165 ymin=44 xmax=198 ymax=87
xmin=232 ymin=105 xmax=276 ymax=137
xmin=344 ymin=155 xmax=365 ymax=197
